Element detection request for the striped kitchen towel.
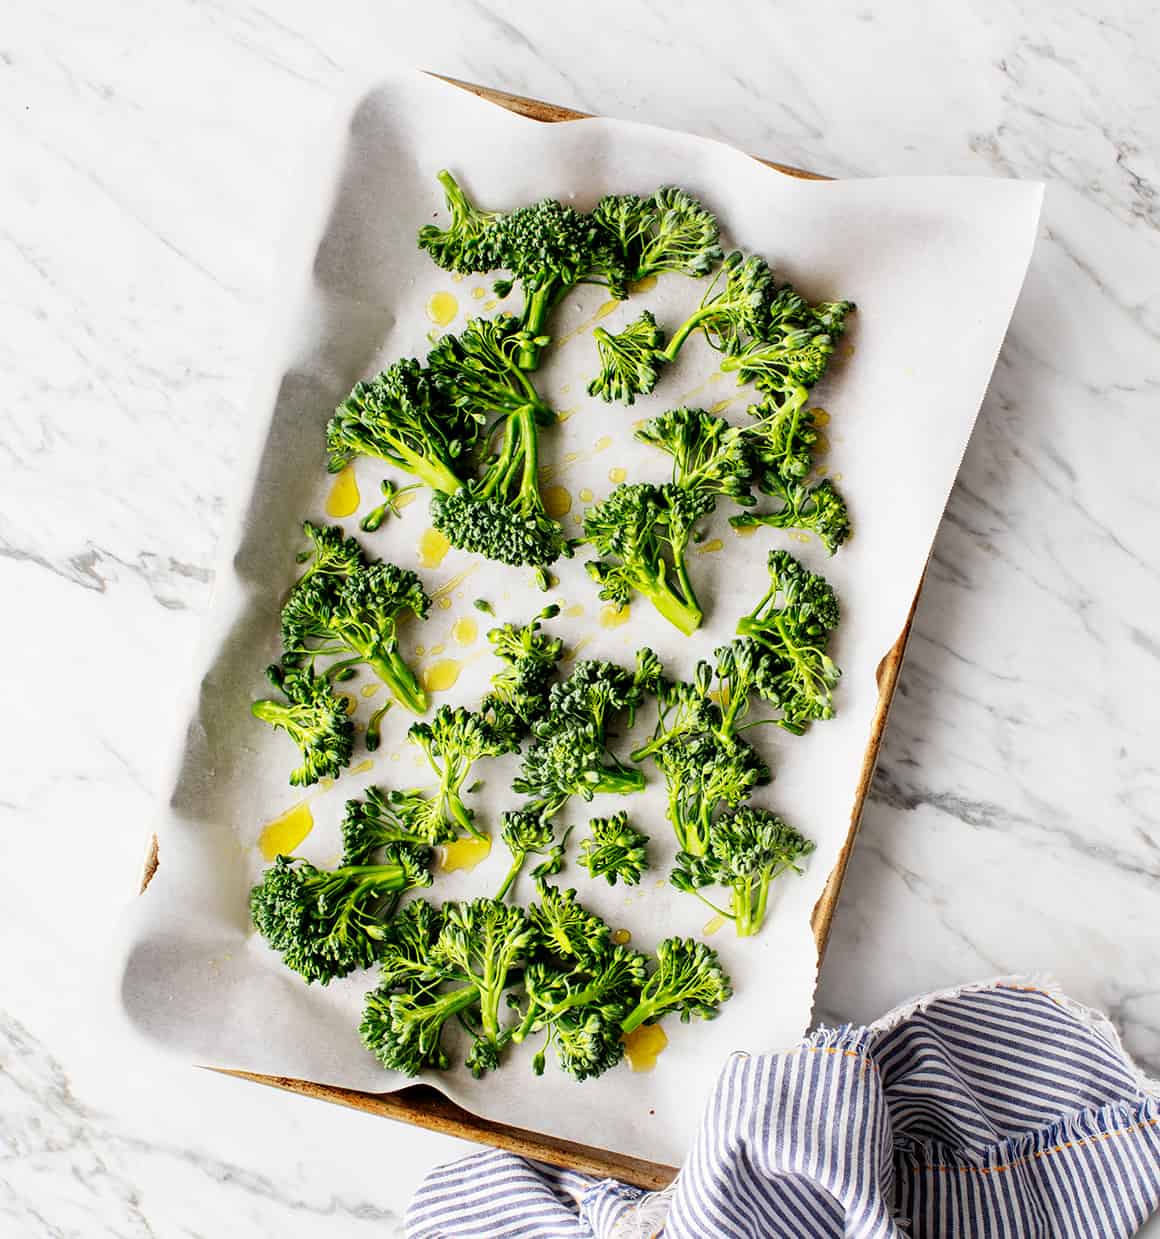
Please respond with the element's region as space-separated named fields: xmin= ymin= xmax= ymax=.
xmin=406 ymin=979 xmax=1160 ymax=1237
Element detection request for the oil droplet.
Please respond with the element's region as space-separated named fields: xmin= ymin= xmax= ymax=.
xmin=792 ymin=532 xmax=812 ymax=543
xmin=813 ymin=431 xmax=831 ymax=456
xmin=414 ymin=645 xmax=427 ymax=657
xmin=426 ymin=291 xmax=458 ymax=326
xmin=831 ymin=472 xmax=843 ymax=481
xmin=595 ymin=299 xmax=619 ymax=320
xmin=451 ymin=272 xmax=464 ymax=284
xmin=593 ymin=435 xmax=613 ymax=453
xmin=350 ymin=758 xmax=374 ymax=775
xmin=258 ymin=802 xmax=314 ymax=861
xmin=709 ymin=371 xmax=723 ymax=383
xmin=578 ymin=488 xmax=594 ymax=503
xmin=471 ymin=286 xmax=486 ymax=300
xmin=709 ymin=398 xmax=734 ymax=415
xmin=629 ymin=275 xmax=658 ymax=294
xmin=395 ymin=489 xmax=418 ymax=510
xmin=452 ymin=616 xmax=478 ymax=646
xmin=812 ymin=408 xmax=831 ymax=427
xmin=439 ymin=836 xmax=492 ymax=874
xmin=608 ymin=466 xmax=627 ymax=484
xmin=361 ymin=683 xmax=382 ymax=698
xmin=556 ymin=408 xmax=575 ymax=424
xmin=483 ymin=297 xmax=499 ymax=311
xmin=325 ymin=466 xmax=360 ymax=518
xmin=564 ymin=604 xmax=585 ymax=618
xmin=421 ymin=659 xmax=463 ymax=693
xmin=564 ymin=452 xmax=581 ymax=464
xmin=390 ymin=752 xmax=400 ymax=762
xmin=418 ymin=528 xmax=451 ymax=568
xmin=430 ymin=643 xmax=446 ymax=655
xmin=733 ymin=523 xmax=759 ymax=538
xmin=696 ymin=538 xmax=724 ymax=555
xmin=815 ymin=465 xmax=828 ymax=477
xmin=600 ymin=603 xmax=631 ymax=628
xmin=611 ymin=928 xmax=632 ymax=945
xmin=703 ymin=912 xmax=728 ymax=935
xmin=572 ymin=514 xmax=584 ymax=525
xmin=319 ymin=777 xmax=335 ymax=789
xmin=543 ymin=484 xmax=572 ymax=518
xmin=623 ymin=1024 xmax=668 ymax=1072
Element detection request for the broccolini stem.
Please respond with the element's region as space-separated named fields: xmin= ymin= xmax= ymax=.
xmin=517 ymin=285 xmax=556 ymax=370
xmin=645 ymin=578 xmax=703 ymax=636
xmin=366 ymin=649 xmax=428 ymax=715
xmin=494 ymin=853 xmax=523 ymax=902
xmin=659 ymin=306 xmax=714 ymax=362
xmin=620 ymin=1002 xmax=659 ymax=1036
xmin=592 ymin=768 xmax=646 ymax=797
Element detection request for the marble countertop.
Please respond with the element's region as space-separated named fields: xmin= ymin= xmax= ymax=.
xmin=4 ymin=2 xmax=1159 ymax=1233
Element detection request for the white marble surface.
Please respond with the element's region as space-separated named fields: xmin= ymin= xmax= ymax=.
xmin=3 ymin=1 xmax=1159 ymax=1233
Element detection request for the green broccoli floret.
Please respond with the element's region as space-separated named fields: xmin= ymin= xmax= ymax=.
xmin=578 ymin=810 xmax=648 ymax=886
xmin=741 ymin=393 xmax=825 ymax=486
xmin=526 ymin=885 xmax=611 ymax=960
xmin=730 ymin=477 xmax=851 ymax=555
xmin=406 ymin=706 xmax=514 ymax=840
xmin=587 ymin=252 xmax=773 ymax=403
xmin=360 ymin=479 xmax=423 ymax=533
xmin=495 ymin=809 xmax=557 ymax=901
xmin=251 ymin=664 xmax=355 ymax=787
xmin=340 ymin=786 xmax=433 ymax=864
xmin=417 ymin=169 xmax=503 ymax=274
xmin=327 ymin=359 xmax=477 ymax=495
xmin=620 ymin=937 xmax=732 ymax=1034
xmin=635 ymin=406 xmax=754 ymax=505
xmin=487 ymin=197 xmax=620 ymax=369
xmin=587 ymin=310 xmax=665 ymax=404
xmin=671 ymin=807 xmax=815 ymax=937
xmin=251 ymin=848 xmax=431 ymax=984
xmin=592 ymin=187 xmax=722 ymax=282
xmin=720 ymin=290 xmax=854 ymax=404
xmin=631 ymin=644 xmax=775 ymax=856
xmin=514 ymin=722 xmax=644 ymax=818
xmin=361 ymin=896 xmax=534 ymax=1078
xmin=481 ymin=613 xmax=565 ymax=740
xmin=428 ymin=316 xmax=567 ymax=567
xmin=546 ymin=651 xmax=659 ymax=733
xmin=280 ymin=556 xmax=430 ymax=714
xmin=294 ymin=519 xmax=364 ymax=583
xmin=583 ymin=483 xmax=707 ymax=635
xmin=513 ymin=944 xmax=647 ymax=1079
xmin=736 ymin=549 xmax=841 ymax=733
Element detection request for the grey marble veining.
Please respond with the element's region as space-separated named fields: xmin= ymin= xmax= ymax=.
xmin=3 ymin=0 xmax=1159 ymax=1232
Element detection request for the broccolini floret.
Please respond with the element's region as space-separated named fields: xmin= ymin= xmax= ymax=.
xmin=495 ymin=809 xmax=557 ymax=902
xmin=341 ymin=786 xmax=434 ymax=864
xmin=251 ymin=848 xmax=431 ymax=985
xmin=427 ymin=316 xmax=568 ymax=567
xmin=578 ymin=810 xmax=648 ymax=886
xmin=620 ymin=937 xmax=732 ymax=1034
xmin=671 ymin=806 xmax=814 ymax=937
xmin=251 ymin=664 xmax=355 ymax=787
xmin=361 ymin=897 xmax=535 ymax=1077
xmin=405 ymin=706 xmax=515 ymax=841
xmin=730 ymin=477 xmax=851 ymax=555
xmin=592 ymin=187 xmax=722 ymax=283
xmin=584 ymin=410 xmax=751 ymax=633
xmin=481 ymin=612 xmax=564 ymax=741
xmin=417 ymin=169 xmax=503 ymax=274
xmin=736 ymin=549 xmax=841 ymax=733
xmin=279 ymin=547 xmax=430 ymax=714
xmin=359 ymin=479 xmax=423 ymax=533
xmin=327 ymin=359 xmax=478 ymax=495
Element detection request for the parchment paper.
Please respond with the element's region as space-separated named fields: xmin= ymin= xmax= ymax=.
xmin=117 ymin=71 xmax=1042 ymax=1165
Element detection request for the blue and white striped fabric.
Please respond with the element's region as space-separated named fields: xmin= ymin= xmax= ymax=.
xmin=407 ymin=980 xmax=1160 ymax=1237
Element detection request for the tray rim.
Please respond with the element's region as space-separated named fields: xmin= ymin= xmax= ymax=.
xmin=138 ymin=72 xmax=919 ymax=1191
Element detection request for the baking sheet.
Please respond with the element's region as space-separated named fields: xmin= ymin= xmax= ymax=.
xmin=117 ymin=70 xmax=1042 ymax=1165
